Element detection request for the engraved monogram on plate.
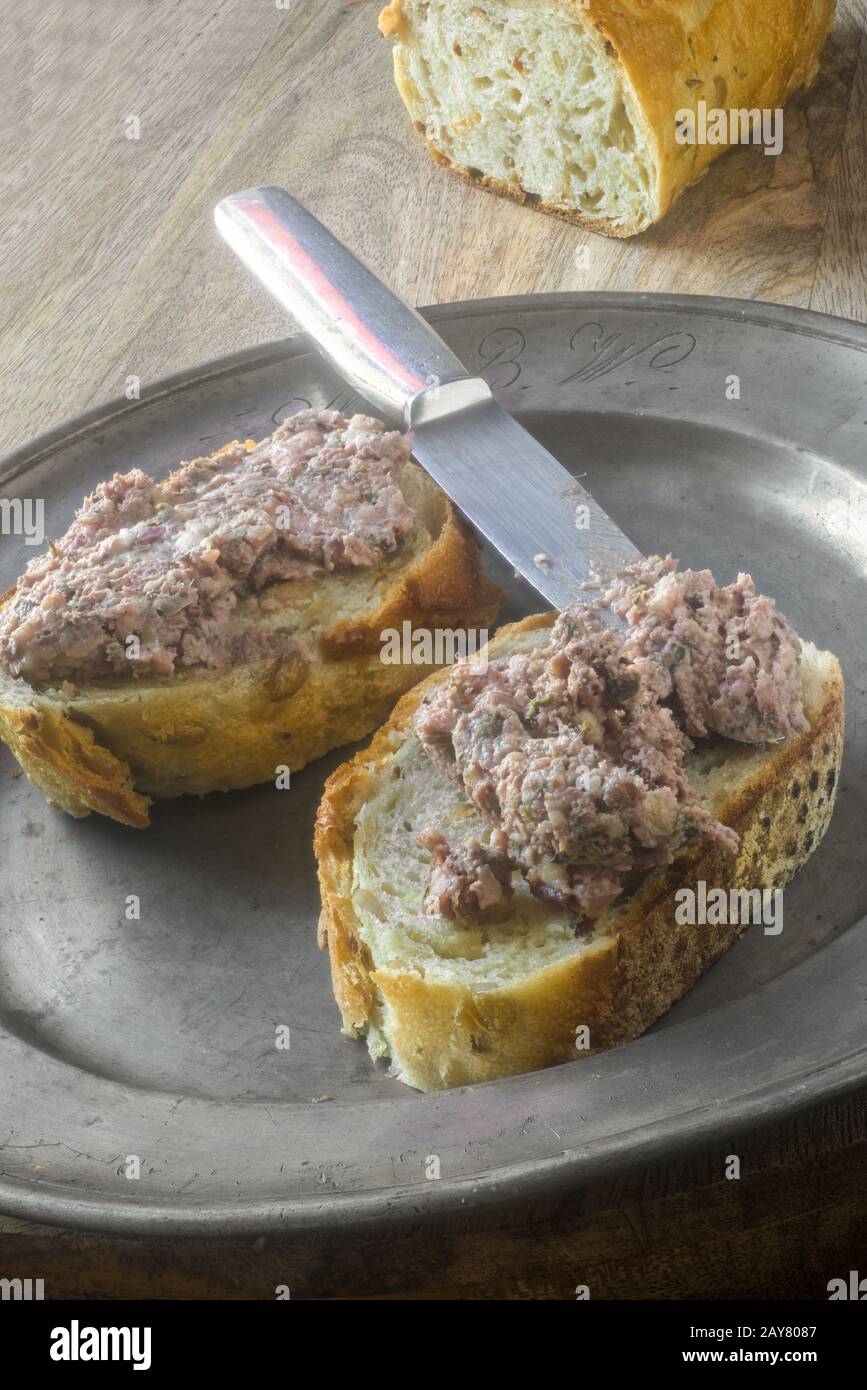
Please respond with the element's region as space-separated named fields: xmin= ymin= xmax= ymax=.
xmin=268 ymin=320 xmax=699 ymax=428
xmin=476 ymin=327 xmax=527 ymax=388
xmin=271 ymin=389 xmax=365 ymax=427
xmin=559 ymin=322 xmax=697 ymax=385
xmin=473 ymin=321 xmax=697 ymax=391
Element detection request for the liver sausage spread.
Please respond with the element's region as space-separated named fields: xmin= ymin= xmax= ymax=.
xmin=0 ymin=411 xmax=415 ymax=683
xmin=607 ymin=555 xmax=808 ymax=743
xmin=419 ymin=828 xmax=515 ymax=924
xmin=416 ymin=556 xmax=806 ymax=926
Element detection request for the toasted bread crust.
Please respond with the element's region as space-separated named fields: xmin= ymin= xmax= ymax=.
xmin=316 ymin=613 xmax=844 ymax=1091
xmin=381 ymin=0 xmax=835 ymax=237
xmin=0 ymin=479 xmax=502 ymax=827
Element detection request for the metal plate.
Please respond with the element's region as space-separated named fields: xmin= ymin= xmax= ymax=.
xmin=1 ymin=293 xmax=865 ymax=1235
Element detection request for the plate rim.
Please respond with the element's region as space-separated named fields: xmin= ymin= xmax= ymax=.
xmin=3 ymin=290 xmax=867 ymax=490
xmin=0 ymin=928 xmax=864 ymax=1236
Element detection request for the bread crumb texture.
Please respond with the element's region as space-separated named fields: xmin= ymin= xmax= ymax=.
xmin=380 ymin=0 xmax=836 ymax=236
xmin=316 ymin=617 xmax=844 ymax=1090
xmin=386 ymin=0 xmax=655 ymax=231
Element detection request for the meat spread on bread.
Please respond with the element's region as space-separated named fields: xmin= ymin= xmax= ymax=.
xmin=0 ymin=411 xmax=416 ymax=684
xmin=315 ymin=594 xmax=843 ymax=1090
xmin=0 ymin=409 xmax=503 ymax=825
xmin=413 ymin=556 xmax=808 ymax=926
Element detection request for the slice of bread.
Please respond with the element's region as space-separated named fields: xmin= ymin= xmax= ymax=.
xmin=316 ymin=612 xmax=844 ymax=1092
xmin=0 ymin=457 xmax=502 ymax=828
xmin=379 ymin=0 xmax=835 ymax=236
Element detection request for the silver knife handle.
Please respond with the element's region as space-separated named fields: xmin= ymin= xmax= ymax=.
xmin=215 ymin=186 xmax=470 ymax=424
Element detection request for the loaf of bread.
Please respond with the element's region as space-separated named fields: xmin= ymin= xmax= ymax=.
xmin=316 ymin=613 xmax=843 ymax=1091
xmin=379 ymin=0 xmax=836 ymax=236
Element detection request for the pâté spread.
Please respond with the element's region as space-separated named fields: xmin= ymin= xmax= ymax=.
xmin=0 ymin=411 xmax=414 ymax=683
xmin=415 ymin=556 xmax=807 ymax=925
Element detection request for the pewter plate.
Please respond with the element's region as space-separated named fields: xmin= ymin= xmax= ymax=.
xmin=1 ymin=293 xmax=865 ymax=1235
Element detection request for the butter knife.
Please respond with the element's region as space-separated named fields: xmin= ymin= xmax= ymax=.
xmin=215 ymin=185 xmax=641 ymax=610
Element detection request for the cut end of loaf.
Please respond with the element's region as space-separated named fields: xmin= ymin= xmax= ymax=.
xmin=385 ymin=0 xmax=657 ymax=235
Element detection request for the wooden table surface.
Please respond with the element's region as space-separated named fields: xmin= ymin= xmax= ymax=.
xmin=0 ymin=0 xmax=865 ymax=1298
xmin=2 ymin=0 xmax=866 ymax=459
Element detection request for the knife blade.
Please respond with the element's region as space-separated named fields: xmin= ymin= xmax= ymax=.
xmin=215 ymin=185 xmax=641 ymax=610
xmin=409 ymin=383 xmax=641 ymax=610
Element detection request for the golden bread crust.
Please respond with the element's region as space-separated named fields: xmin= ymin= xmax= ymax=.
xmin=0 ymin=467 xmax=502 ymax=827
xmin=316 ymin=612 xmax=844 ymax=1091
xmin=380 ymin=0 xmax=836 ymax=235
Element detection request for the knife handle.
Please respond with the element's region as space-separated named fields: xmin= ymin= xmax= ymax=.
xmin=215 ymin=186 xmax=471 ymax=425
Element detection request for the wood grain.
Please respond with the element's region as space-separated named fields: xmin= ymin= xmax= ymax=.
xmin=0 ymin=0 xmax=865 ymax=1296
xmin=0 ymin=0 xmax=864 ymax=459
